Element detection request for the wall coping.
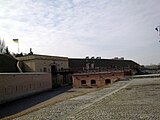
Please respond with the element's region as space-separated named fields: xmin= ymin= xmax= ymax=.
xmin=16 ymin=54 xmax=68 ymax=61
xmin=0 ymin=72 xmax=50 ymax=75
xmin=73 ymin=71 xmax=124 ymax=76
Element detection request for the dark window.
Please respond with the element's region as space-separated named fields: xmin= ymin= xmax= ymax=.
xmin=51 ymin=65 xmax=57 ymax=75
xmin=43 ymin=67 xmax=47 ymax=72
xmin=81 ymin=80 xmax=86 ymax=85
xmin=105 ymin=79 xmax=111 ymax=84
xmin=91 ymin=80 xmax=96 ymax=85
xmin=61 ymin=67 xmax=64 ymax=71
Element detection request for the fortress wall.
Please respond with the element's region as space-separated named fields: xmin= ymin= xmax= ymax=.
xmin=0 ymin=73 xmax=52 ymax=104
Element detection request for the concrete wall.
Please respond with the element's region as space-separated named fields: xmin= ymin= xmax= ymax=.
xmin=34 ymin=59 xmax=68 ymax=72
xmin=21 ymin=60 xmax=36 ymax=72
xmin=0 ymin=73 xmax=52 ymax=104
xmin=72 ymin=71 xmax=124 ymax=88
xmin=16 ymin=54 xmax=69 ymax=72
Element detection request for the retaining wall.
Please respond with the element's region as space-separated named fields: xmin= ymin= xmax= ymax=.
xmin=0 ymin=73 xmax=52 ymax=104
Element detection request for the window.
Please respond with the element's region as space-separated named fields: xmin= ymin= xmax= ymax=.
xmin=81 ymin=80 xmax=86 ymax=85
xmin=91 ymin=80 xmax=96 ymax=85
xmin=61 ymin=67 xmax=64 ymax=71
xmin=105 ymin=79 xmax=111 ymax=84
xmin=43 ymin=67 xmax=47 ymax=72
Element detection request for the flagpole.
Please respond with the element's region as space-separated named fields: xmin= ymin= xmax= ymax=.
xmin=18 ymin=41 xmax=19 ymax=53
xmin=13 ymin=39 xmax=19 ymax=53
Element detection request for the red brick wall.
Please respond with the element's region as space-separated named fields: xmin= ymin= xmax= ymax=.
xmin=72 ymin=71 xmax=124 ymax=88
xmin=0 ymin=73 xmax=52 ymax=104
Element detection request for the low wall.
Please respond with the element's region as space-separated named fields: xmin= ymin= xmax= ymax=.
xmin=132 ymin=74 xmax=160 ymax=79
xmin=72 ymin=71 xmax=124 ymax=88
xmin=0 ymin=73 xmax=52 ymax=104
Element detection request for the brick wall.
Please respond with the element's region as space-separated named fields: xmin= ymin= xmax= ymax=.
xmin=0 ymin=73 xmax=52 ymax=104
xmin=72 ymin=71 xmax=124 ymax=88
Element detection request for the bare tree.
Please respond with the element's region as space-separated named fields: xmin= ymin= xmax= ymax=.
xmin=0 ymin=39 xmax=10 ymax=54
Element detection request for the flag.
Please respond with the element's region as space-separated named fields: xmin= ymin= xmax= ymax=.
xmin=155 ymin=27 xmax=159 ymax=31
xmin=155 ymin=25 xmax=160 ymax=32
xmin=155 ymin=26 xmax=160 ymax=36
xmin=13 ymin=39 xmax=19 ymax=43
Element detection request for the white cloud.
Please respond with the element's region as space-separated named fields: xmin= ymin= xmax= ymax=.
xmin=0 ymin=0 xmax=160 ymax=65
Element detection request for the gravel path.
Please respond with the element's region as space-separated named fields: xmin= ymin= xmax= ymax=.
xmin=4 ymin=77 xmax=159 ymax=120
xmin=13 ymin=80 xmax=130 ymax=120
xmin=0 ymin=86 xmax=98 ymax=119
xmin=65 ymin=78 xmax=160 ymax=120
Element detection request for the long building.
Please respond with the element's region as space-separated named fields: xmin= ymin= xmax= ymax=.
xmin=68 ymin=58 xmax=140 ymax=74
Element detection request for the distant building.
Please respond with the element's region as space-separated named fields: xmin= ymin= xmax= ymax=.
xmin=68 ymin=58 xmax=140 ymax=75
xmin=70 ymin=57 xmax=139 ymax=88
xmin=72 ymin=71 xmax=124 ymax=88
xmin=16 ymin=55 xmax=140 ymax=88
xmin=16 ymin=54 xmax=68 ymax=72
xmin=113 ymin=57 xmax=124 ymax=60
xmin=16 ymin=54 xmax=71 ymax=87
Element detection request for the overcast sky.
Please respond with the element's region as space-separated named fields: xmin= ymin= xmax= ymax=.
xmin=0 ymin=0 xmax=160 ymax=65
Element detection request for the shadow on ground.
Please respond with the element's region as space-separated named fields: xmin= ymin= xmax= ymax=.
xmin=0 ymin=86 xmax=72 ymax=119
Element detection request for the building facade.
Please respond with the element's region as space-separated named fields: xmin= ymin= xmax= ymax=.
xmin=72 ymin=71 xmax=124 ymax=88
xmin=16 ymin=54 xmax=71 ymax=87
xmin=16 ymin=55 xmax=140 ymax=88
xmin=68 ymin=58 xmax=140 ymax=75
xmin=16 ymin=54 xmax=69 ymax=72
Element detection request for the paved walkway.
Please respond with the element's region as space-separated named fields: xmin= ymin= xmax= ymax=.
xmin=4 ymin=77 xmax=160 ymax=120
xmin=0 ymin=86 xmax=98 ymax=119
xmin=13 ymin=80 xmax=130 ymax=120
xmin=65 ymin=78 xmax=160 ymax=120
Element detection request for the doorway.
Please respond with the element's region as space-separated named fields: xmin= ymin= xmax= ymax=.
xmin=51 ymin=65 xmax=58 ymax=88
